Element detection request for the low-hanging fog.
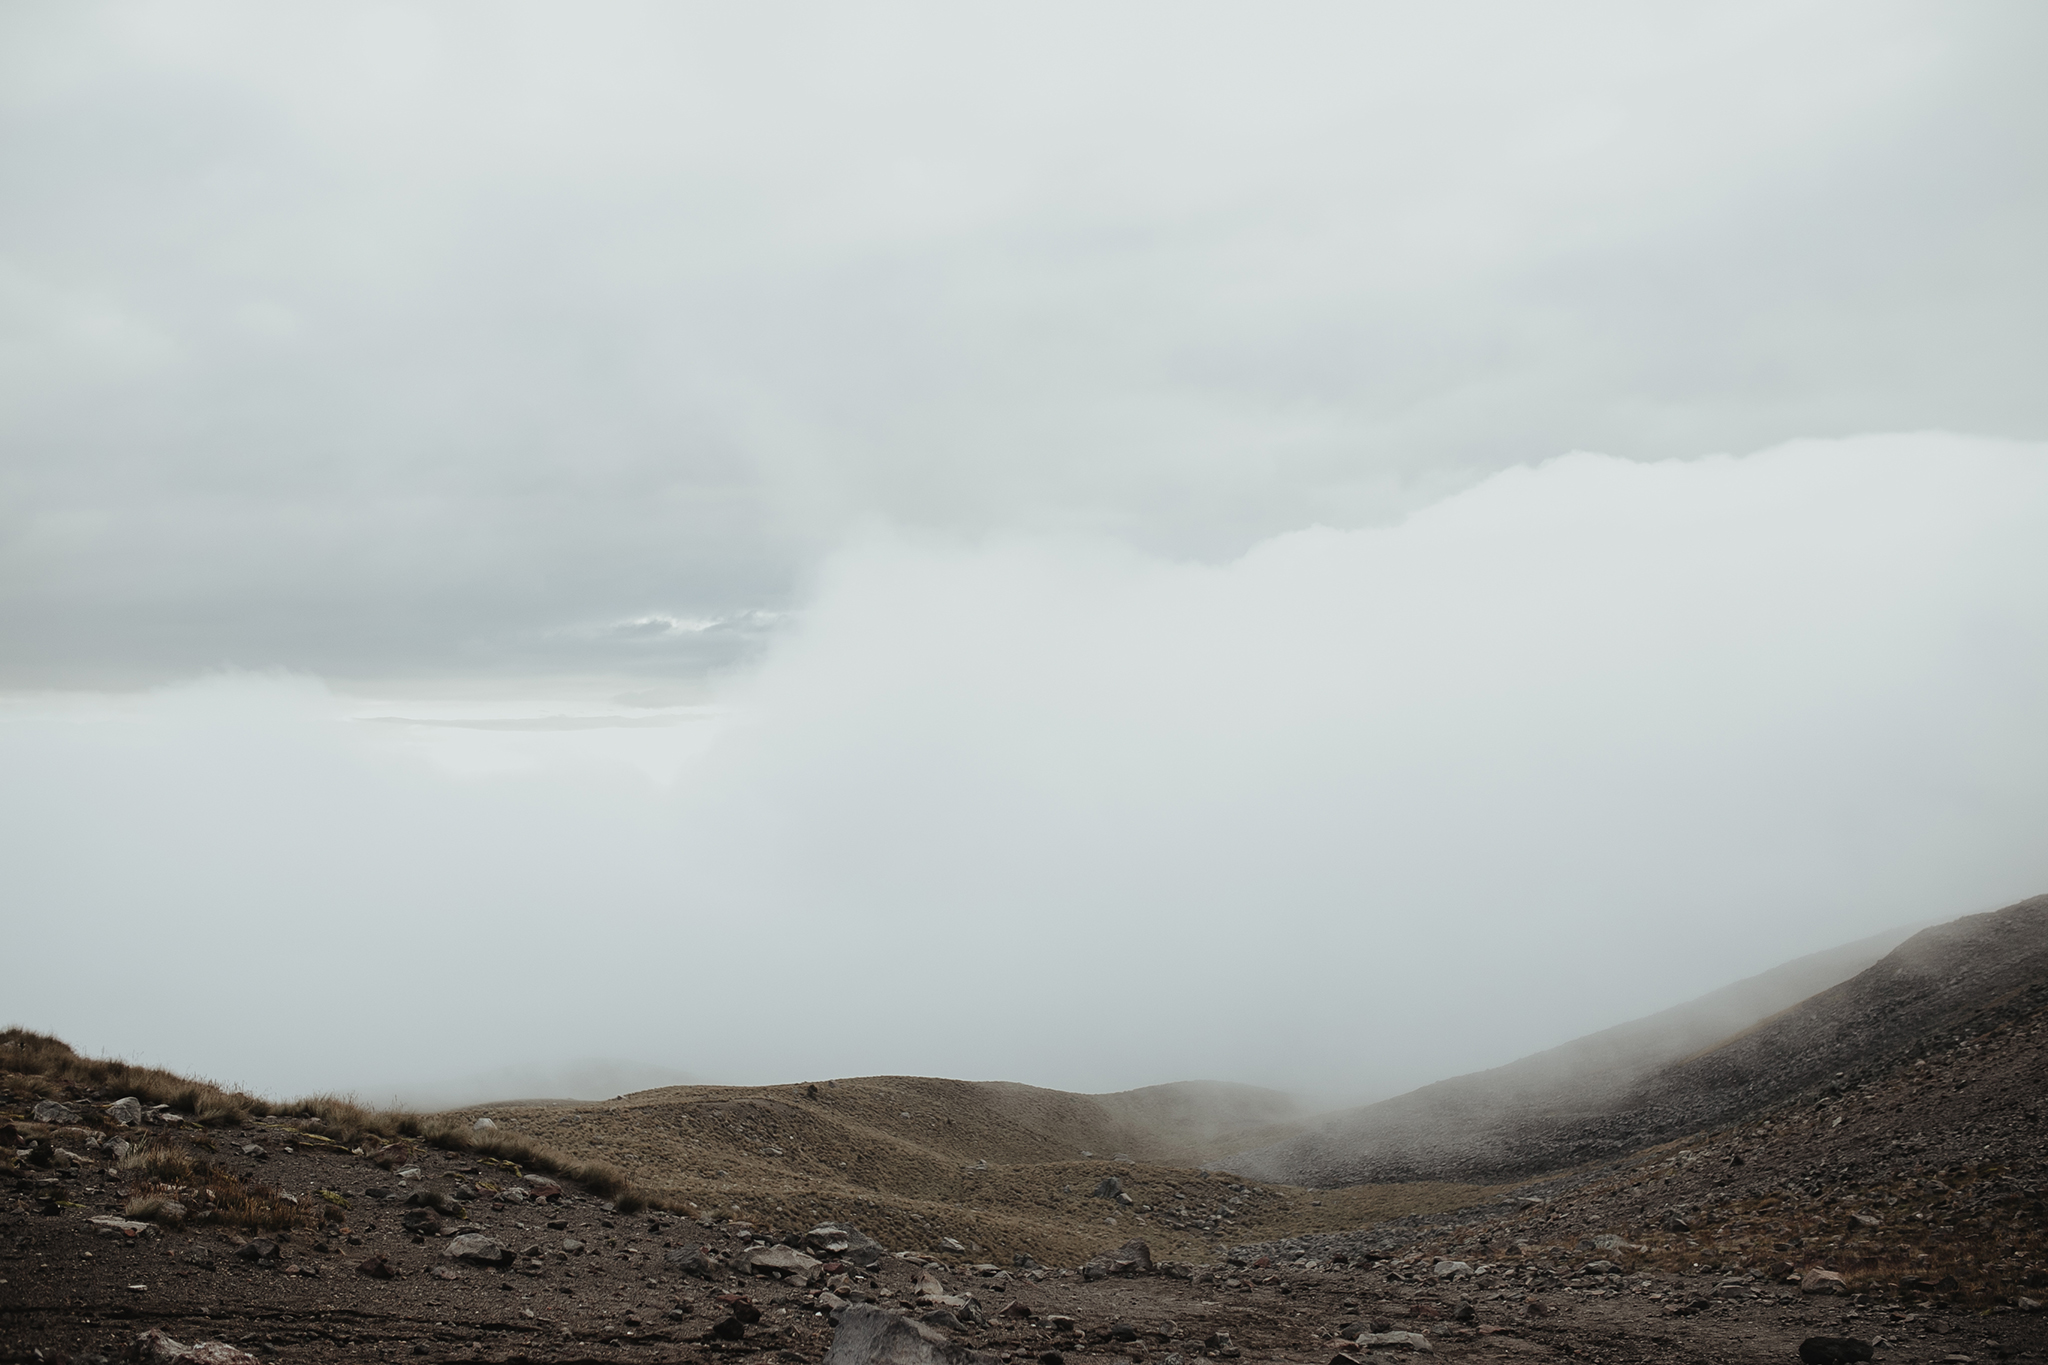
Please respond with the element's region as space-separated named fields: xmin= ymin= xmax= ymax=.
xmin=3 ymin=5 xmax=2047 ymax=1110
xmin=7 ymin=434 xmax=2048 ymax=1107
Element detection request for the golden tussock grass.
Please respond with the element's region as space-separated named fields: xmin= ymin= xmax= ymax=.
xmin=118 ymin=1136 xmax=305 ymax=1233
xmin=2 ymin=1028 xmax=258 ymax=1127
xmin=4 ymin=1030 xmax=691 ymax=1219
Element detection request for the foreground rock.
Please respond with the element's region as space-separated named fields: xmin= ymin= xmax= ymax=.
xmin=739 ymin=1243 xmax=822 ymax=1280
xmin=807 ymin=1222 xmax=888 ymax=1268
xmin=132 ymin=1328 xmax=263 ymax=1363
xmin=443 ymin=1233 xmax=512 ymax=1266
xmin=821 ymin=1304 xmax=1002 ymax=1365
xmin=1082 ymin=1238 xmax=1153 ymax=1280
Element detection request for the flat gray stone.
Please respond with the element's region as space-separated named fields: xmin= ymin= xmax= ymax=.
xmin=444 ymin=1234 xmax=512 ymax=1266
xmin=741 ymin=1243 xmax=822 ymax=1279
xmin=822 ymin=1304 xmax=1002 ymax=1365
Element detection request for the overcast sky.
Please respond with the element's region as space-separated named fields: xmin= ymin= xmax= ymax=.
xmin=3 ymin=3 xmax=2047 ymax=1108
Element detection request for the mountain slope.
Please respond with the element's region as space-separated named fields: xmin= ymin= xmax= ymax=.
xmin=1221 ymin=898 xmax=2045 ymax=1187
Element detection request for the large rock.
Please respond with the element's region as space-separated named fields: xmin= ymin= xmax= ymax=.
xmin=31 ymin=1100 xmax=77 ymax=1124
xmin=822 ymin=1304 xmax=1003 ymax=1365
xmin=807 ymin=1223 xmax=888 ymax=1268
xmin=132 ymin=1328 xmax=262 ymax=1363
xmin=741 ymin=1244 xmax=823 ymax=1280
xmin=445 ymin=1234 xmax=513 ymax=1266
xmin=1801 ymin=1269 xmax=1850 ymax=1295
xmin=1081 ymin=1238 xmax=1153 ymax=1280
xmin=666 ymin=1246 xmax=724 ymax=1278
xmin=107 ymin=1096 xmax=143 ymax=1125
xmin=1091 ymin=1177 xmax=1124 ymax=1200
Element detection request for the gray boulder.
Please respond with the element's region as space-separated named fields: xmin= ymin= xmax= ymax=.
xmin=664 ymin=1245 xmax=724 ymax=1278
xmin=741 ymin=1244 xmax=822 ymax=1280
xmin=132 ymin=1329 xmax=263 ymax=1363
xmin=821 ymin=1304 xmax=1002 ymax=1365
xmin=31 ymin=1101 xmax=78 ymax=1124
xmin=806 ymin=1223 xmax=887 ymax=1268
xmin=1802 ymin=1269 xmax=1850 ymax=1295
xmin=1082 ymin=1239 xmax=1153 ymax=1280
xmin=107 ymin=1096 xmax=143 ymax=1125
xmin=1091 ymin=1177 xmax=1124 ymax=1200
xmin=445 ymin=1234 xmax=513 ymax=1266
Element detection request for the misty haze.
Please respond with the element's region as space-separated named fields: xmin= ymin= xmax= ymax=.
xmin=3 ymin=6 xmax=2047 ymax=1365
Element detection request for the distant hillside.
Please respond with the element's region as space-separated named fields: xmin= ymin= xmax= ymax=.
xmin=462 ymin=1074 xmax=1481 ymax=1267
xmin=1217 ymin=902 xmax=2047 ymax=1187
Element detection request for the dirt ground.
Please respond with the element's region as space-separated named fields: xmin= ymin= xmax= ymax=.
xmin=3 ymin=1005 xmax=2044 ymax=1364
xmin=454 ymin=1074 xmax=1495 ymax=1270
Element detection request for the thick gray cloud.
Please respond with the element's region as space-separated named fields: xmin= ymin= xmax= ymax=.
xmin=4 ymin=435 xmax=2046 ymax=1103
xmin=3 ymin=2 xmax=2045 ymax=685
xmin=5 ymin=7 xmax=2048 ymax=1107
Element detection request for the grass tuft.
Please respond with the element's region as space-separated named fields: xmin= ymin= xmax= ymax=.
xmin=1 ymin=1027 xmax=268 ymax=1126
xmin=6 ymin=1029 xmax=685 ymax=1219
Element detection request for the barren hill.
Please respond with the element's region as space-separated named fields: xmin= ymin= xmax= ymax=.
xmin=459 ymin=1075 xmax=1485 ymax=1267
xmin=1221 ymin=894 xmax=2048 ymax=1187
xmin=7 ymin=896 xmax=2048 ymax=1365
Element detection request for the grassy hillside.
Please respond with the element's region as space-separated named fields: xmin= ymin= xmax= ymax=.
xmin=455 ymin=1074 xmax=1496 ymax=1267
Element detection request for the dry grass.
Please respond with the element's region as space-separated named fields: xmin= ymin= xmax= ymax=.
xmin=4 ymin=1030 xmax=693 ymax=1218
xmin=472 ymin=1082 xmax=1483 ymax=1268
xmin=2 ymin=1028 xmax=260 ymax=1127
xmin=118 ymin=1135 xmax=304 ymax=1233
xmin=119 ymin=1140 xmax=201 ymax=1185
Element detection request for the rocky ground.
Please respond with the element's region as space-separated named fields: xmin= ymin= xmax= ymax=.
xmin=1229 ymin=897 xmax=2048 ymax=1188
xmin=454 ymin=1078 xmax=1492 ymax=1271
xmin=3 ymin=998 xmax=2042 ymax=1365
xmin=4 ymin=913 xmax=2045 ymax=1365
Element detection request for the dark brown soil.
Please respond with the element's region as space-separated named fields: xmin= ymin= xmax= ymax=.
xmin=5 ymin=903 xmax=2045 ymax=1365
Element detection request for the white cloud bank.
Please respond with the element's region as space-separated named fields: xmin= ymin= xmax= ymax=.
xmin=5 ymin=432 xmax=2046 ymax=1104
xmin=3 ymin=3 xmax=2045 ymax=684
